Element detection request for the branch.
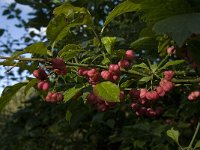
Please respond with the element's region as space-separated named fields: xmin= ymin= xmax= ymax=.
xmin=0 ymin=56 xmax=47 ymax=62
xmin=172 ymin=77 xmax=200 ymax=83
xmin=0 ymin=56 xmax=147 ymax=77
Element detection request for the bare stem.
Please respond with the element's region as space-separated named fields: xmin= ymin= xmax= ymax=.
xmin=1 ymin=56 xmax=200 ymax=83
xmin=189 ymin=122 xmax=200 ymax=148
xmin=172 ymin=77 xmax=200 ymax=83
xmin=0 ymin=56 xmax=147 ymax=77
xmin=0 ymin=56 xmax=48 ymax=62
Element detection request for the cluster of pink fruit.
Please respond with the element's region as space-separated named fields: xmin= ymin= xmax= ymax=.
xmin=86 ymin=92 xmax=116 ymax=112
xmin=33 ymin=58 xmax=67 ymax=103
xmin=188 ymin=91 xmax=200 ymax=101
xmin=130 ymin=70 xmax=174 ymax=117
xmin=78 ymin=50 xmax=134 ymax=85
xmin=101 ymin=50 xmax=134 ymax=82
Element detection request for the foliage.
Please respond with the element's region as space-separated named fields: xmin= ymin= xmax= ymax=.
xmin=0 ymin=0 xmax=200 ymax=149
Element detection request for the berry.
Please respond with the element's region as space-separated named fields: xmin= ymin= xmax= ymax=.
xmin=87 ymin=92 xmax=97 ymax=105
xmin=118 ymin=60 xmax=130 ymax=68
xmin=146 ymin=108 xmax=156 ymax=117
xmin=87 ymin=68 xmax=100 ymax=85
xmin=139 ymin=107 xmax=147 ymax=115
xmin=135 ymin=111 xmax=141 ymax=117
xmin=87 ymin=68 xmax=98 ymax=77
xmin=56 ymin=92 xmax=63 ymax=102
xmin=101 ymin=70 xmax=111 ymax=81
xmin=156 ymin=86 xmax=165 ymax=97
xmin=191 ymin=91 xmax=200 ymax=98
xmin=45 ymin=91 xmax=63 ymax=102
xmin=37 ymin=81 xmax=49 ymax=91
xmin=125 ymin=50 xmax=134 ymax=60
xmin=167 ymin=46 xmax=176 ymax=55
xmin=96 ymin=103 xmax=108 ymax=112
xmin=139 ymin=99 xmax=146 ymax=105
xmin=188 ymin=91 xmax=200 ymax=101
xmin=109 ymin=64 xmax=120 ymax=74
xmin=42 ymin=81 xmax=50 ymax=91
xmin=129 ymin=89 xmax=140 ymax=99
xmin=33 ymin=69 xmax=48 ymax=80
xmin=52 ymin=58 xmax=67 ymax=75
xmin=145 ymin=91 xmax=159 ymax=101
xmin=78 ymin=67 xmax=87 ymax=76
xmin=160 ymin=79 xmax=173 ymax=92
xmin=164 ymin=70 xmax=174 ymax=81
xmin=45 ymin=92 xmax=54 ymax=102
xmin=140 ymin=88 xmax=148 ymax=99
xmin=131 ymin=103 xmax=139 ymax=110
xmin=52 ymin=58 xmax=65 ymax=70
xmin=111 ymin=74 xmax=120 ymax=82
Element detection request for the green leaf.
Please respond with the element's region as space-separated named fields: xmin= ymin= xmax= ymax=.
xmin=139 ymin=76 xmax=152 ymax=83
xmin=166 ymin=128 xmax=180 ymax=144
xmin=0 ymin=28 xmax=5 ymax=37
xmin=158 ymin=38 xmax=171 ymax=55
xmin=58 ymin=44 xmax=83 ymax=61
xmin=130 ymin=37 xmax=155 ymax=49
xmin=24 ymin=42 xmax=48 ymax=55
xmin=48 ymin=4 xmax=93 ymax=46
xmin=2 ymin=9 xmax=10 ymax=16
xmin=102 ymin=0 xmax=140 ymax=33
xmin=60 ymin=50 xmax=81 ymax=61
xmin=101 ymin=57 xmax=110 ymax=65
xmin=24 ymin=78 xmax=38 ymax=95
xmin=120 ymin=79 xmax=135 ymax=88
xmin=93 ymin=81 xmax=120 ymax=102
xmin=0 ymin=82 xmax=26 ymax=112
xmin=63 ymin=86 xmax=83 ymax=102
xmin=101 ymin=37 xmax=116 ymax=54
xmin=0 ymin=51 xmax=26 ymax=66
xmin=153 ymin=13 xmax=200 ymax=47
xmin=66 ymin=110 xmax=72 ymax=124
xmin=150 ymin=64 xmax=158 ymax=73
xmin=46 ymin=14 xmax=70 ymax=47
xmin=53 ymin=3 xmax=93 ymax=25
xmin=159 ymin=60 xmax=185 ymax=70
xmin=132 ymin=63 xmax=150 ymax=70
xmin=53 ymin=3 xmax=76 ymax=17
xmin=194 ymin=140 xmax=200 ymax=149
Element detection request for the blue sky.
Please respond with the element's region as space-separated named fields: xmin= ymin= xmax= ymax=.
xmin=0 ymin=0 xmax=33 ymax=94
xmin=0 ymin=0 xmax=33 ymax=39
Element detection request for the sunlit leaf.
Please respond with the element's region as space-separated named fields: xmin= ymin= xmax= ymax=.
xmin=63 ymin=86 xmax=84 ymax=102
xmin=101 ymin=37 xmax=116 ymax=54
xmin=93 ymin=81 xmax=120 ymax=102
xmin=58 ymin=44 xmax=83 ymax=61
xmin=159 ymin=60 xmax=185 ymax=70
xmin=194 ymin=140 xmax=200 ymax=149
xmin=132 ymin=63 xmax=150 ymax=70
xmin=24 ymin=42 xmax=48 ymax=55
xmin=166 ymin=128 xmax=180 ymax=144
xmin=139 ymin=76 xmax=152 ymax=83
